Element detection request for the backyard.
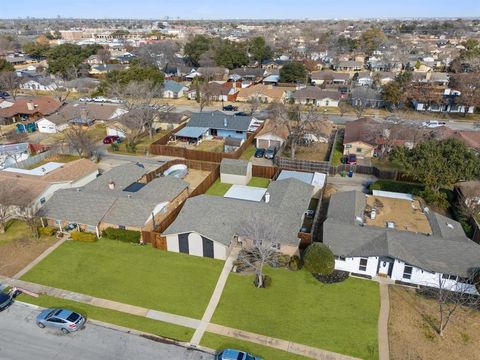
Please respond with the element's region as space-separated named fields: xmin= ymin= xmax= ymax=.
xmin=211 ymin=267 xmax=380 ymax=359
xmin=206 ymin=177 xmax=271 ymax=196
xmin=282 ymin=142 xmax=330 ymax=161
xmin=195 ymin=139 xmax=224 ymax=153
xmin=0 ymin=220 xmax=57 ymax=277
xmin=20 ymin=239 xmax=224 ymax=319
xmin=110 ymin=131 xmax=168 ymax=155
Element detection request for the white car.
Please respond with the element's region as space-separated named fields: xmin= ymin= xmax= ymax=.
xmin=79 ymin=97 xmax=91 ymax=102
xmin=422 ymin=120 xmax=446 ymax=128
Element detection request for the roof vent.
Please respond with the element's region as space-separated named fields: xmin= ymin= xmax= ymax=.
xmin=108 ymin=180 xmax=115 ymax=190
xmin=446 ymin=223 xmax=454 ymax=229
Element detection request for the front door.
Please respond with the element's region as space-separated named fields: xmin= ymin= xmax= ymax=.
xmin=378 ymin=257 xmax=394 ymax=277
xmin=178 ymin=233 xmax=189 ymax=254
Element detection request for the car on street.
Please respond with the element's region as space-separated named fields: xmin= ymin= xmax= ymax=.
xmin=422 ymin=120 xmax=446 ymax=128
xmin=254 ymin=148 xmax=265 ymax=158
xmin=347 ymin=154 xmax=357 ymax=165
xmin=0 ymin=91 xmax=10 ymax=98
xmin=264 ymin=147 xmax=276 ymax=159
xmin=216 ymin=349 xmax=262 ymax=360
xmin=36 ymin=308 xmax=86 ymax=334
xmin=103 ymin=135 xmax=121 ymax=144
xmin=235 ymin=111 xmax=250 ymax=116
xmin=79 ymin=97 xmax=91 ymax=102
xmin=0 ymin=291 xmax=12 ymax=311
xmin=223 ymin=105 xmax=239 ymax=111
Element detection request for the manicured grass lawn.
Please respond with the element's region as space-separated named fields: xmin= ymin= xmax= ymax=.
xmin=21 ymin=240 xmax=224 ymax=319
xmin=24 ymin=154 xmax=81 ymax=170
xmin=206 ymin=179 xmax=232 ymax=196
xmin=247 ymin=177 xmax=270 ymax=188
xmin=371 ymin=158 xmax=405 ymax=171
xmin=212 ymin=267 xmax=380 ymax=359
xmin=240 ymin=144 xmax=256 ymax=160
xmin=18 ymin=294 xmax=194 ymax=341
xmin=201 ymin=332 xmax=310 ymax=360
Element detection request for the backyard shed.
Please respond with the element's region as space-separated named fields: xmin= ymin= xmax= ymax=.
xmin=220 ymin=159 xmax=252 ymax=185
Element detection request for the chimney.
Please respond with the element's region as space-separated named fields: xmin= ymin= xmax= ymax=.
xmin=108 ymin=180 xmax=115 ymax=190
xmin=264 ymin=192 xmax=270 ymax=203
xmin=27 ymin=101 xmax=34 ymax=111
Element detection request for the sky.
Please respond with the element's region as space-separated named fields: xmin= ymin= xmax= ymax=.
xmin=2 ymin=0 xmax=480 ymax=20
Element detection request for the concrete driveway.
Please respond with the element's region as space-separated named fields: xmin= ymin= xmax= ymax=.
xmin=327 ymin=173 xmax=377 ymax=193
xmin=0 ymin=302 xmax=213 ymax=360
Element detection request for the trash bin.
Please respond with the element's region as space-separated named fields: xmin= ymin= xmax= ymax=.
xmin=340 ymin=171 xmax=346 ymax=177
xmin=348 ymin=170 xmax=354 ymax=177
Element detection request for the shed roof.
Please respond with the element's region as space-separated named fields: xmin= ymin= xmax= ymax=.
xmin=220 ymin=159 xmax=249 ymax=176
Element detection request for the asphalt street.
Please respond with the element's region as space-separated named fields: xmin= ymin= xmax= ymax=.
xmin=0 ymin=302 xmax=213 ymax=360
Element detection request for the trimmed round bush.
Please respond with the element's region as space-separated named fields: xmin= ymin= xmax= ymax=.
xmin=313 ymin=270 xmax=349 ymax=284
xmin=38 ymin=226 xmax=57 ymax=236
xmin=303 ymin=243 xmax=335 ymax=275
xmin=71 ymin=231 xmax=97 ymax=242
xmin=289 ymin=255 xmax=303 ymax=271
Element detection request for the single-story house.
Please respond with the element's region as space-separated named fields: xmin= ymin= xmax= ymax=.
xmin=0 ymin=97 xmax=63 ymax=124
xmin=276 ymin=169 xmax=326 ymax=199
xmin=38 ymin=163 xmax=189 ymax=237
xmin=162 ymin=80 xmax=188 ymax=99
xmin=332 ymin=61 xmax=363 ymax=71
xmin=0 ymin=159 xmax=98 ymax=220
xmin=163 ymin=178 xmax=313 ymax=259
xmin=236 ymin=84 xmax=289 ymax=103
xmin=356 ymin=71 xmax=373 ymax=86
xmin=89 ymin=64 xmax=127 ymax=76
xmin=310 ymin=71 xmax=350 ymax=86
xmin=220 ymin=159 xmax=252 ymax=186
xmin=323 ymin=190 xmax=480 ymax=294
xmin=230 ymin=67 xmax=266 ymax=83
xmin=292 ymin=87 xmax=340 ymax=107
xmin=262 ymin=74 xmax=280 ymax=86
xmin=20 ymin=77 xmax=59 ymax=92
xmin=182 ymin=111 xmax=254 ymax=140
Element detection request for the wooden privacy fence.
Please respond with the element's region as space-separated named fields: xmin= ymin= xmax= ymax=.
xmin=251 ymin=164 xmax=279 ymax=179
xmin=149 ymin=123 xmax=263 ymax=163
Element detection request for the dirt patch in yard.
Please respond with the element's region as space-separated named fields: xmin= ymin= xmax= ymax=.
xmin=283 ymin=142 xmax=330 ymax=161
xmin=0 ymin=236 xmax=58 ymax=277
xmin=389 ymin=286 xmax=480 ymax=360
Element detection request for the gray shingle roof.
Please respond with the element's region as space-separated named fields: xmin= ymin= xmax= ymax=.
xmin=188 ymin=111 xmax=253 ymax=132
xmin=220 ymin=159 xmax=249 ymax=176
xmin=324 ymin=190 xmax=480 ymax=277
xmin=38 ymin=164 xmax=188 ymax=228
xmin=293 ymin=87 xmax=341 ymax=101
xmin=164 ymin=178 xmax=313 ymax=246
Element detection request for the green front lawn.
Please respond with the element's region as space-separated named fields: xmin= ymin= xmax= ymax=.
xmin=240 ymin=145 xmax=256 ymax=160
xmin=21 ymin=240 xmax=224 ymax=319
xmin=206 ymin=179 xmax=232 ymax=196
xmin=212 ymin=268 xmax=380 ymax=359
xmin=201 ymin=332 xmax=310 ymax=360
xmin=247 ymin=177 xmax=270 ymax=188
xmin=18 ymin=294 xmax=194 ymax=342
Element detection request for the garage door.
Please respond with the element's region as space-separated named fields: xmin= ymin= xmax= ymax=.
xmin=178 ymin=233 xmax=189 ymax=254
xmin=257 ymin=139 xmax=281 ymax=149
xmin=257 ymin=139 xmax=270 ymax=149
xmin=202 ymin=237 xmax=214 ymax=258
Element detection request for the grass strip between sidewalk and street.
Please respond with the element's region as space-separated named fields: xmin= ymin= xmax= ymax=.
xmin=17 ymin=293 xmax=194 ymax=342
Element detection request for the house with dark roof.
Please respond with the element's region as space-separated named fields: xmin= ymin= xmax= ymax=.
xmin=292 ymin=87 xmax=340 ymax=107
xmin=323 ymin=190 xmax=480 ymax=294
xmin=179 ymin=111 xmax=254 ymax=141
xmin=38 ymin=163 xmax=189 ymax=238
xmin=310 ymin=71 xmax=350 ymax=86
xmin=163 ymin=178 xmax=313 ymax=259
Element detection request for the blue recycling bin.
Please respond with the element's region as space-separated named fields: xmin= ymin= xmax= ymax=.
xmin=348 ymin=169 xmax=354 ymax=177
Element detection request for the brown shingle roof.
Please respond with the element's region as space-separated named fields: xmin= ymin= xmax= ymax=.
xmin=0 ymin=97 xmax=62 ymax=118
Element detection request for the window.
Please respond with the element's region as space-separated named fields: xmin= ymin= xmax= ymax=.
xmin=403 ymin=265 xmax=413 ymax=280
xmin=356 ymin=148 xmax=362 ymax=153
xmin=236 ymin=131 xmax=243 ymax=134
xmin=335 ymin=256 xmax=346 ymax=261
xmin=118 ymin=225 xmax=125 ymax=230
xmin=359 ymin=258 xmax=368 ymax=271
xmin=442 ymin=274 xmax=457 ymax=281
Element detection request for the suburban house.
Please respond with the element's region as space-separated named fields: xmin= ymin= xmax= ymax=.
xmin=186 ymin=67 xmax=229 ymax=81
xmin=89 ymin=64 xmax=126 ymax=76
xmin=220 ymin=159 xmax=252 ymax=186
xmin=0 ymin=159 xmax=98 ymax=220
xmin=350 ymin=87 xmax=384 ymax=108
xmin=310 ymin=71 xmax=350 ymax=86
xmin=162 ymin=80 xmax=188 ymax=99
xmin=230 ymin=67 xmax=267 ymax=84
xmin=162 ymin=178 xmax=313 ymax=260
xmin=262 ymin=74 xmax=280 ymax=86
xmin=20 ymin=76 xmax=58 ymax=92
xmin=356 ymin=71 xmax=373 ymax=86
xmin=175 ymin=111 xmax=254 ymax=141
xmin=323 ymin=190 xmax=480 ymax=294
xmin=332 ymin=61 xmax=364 ymax=71
xmin=187 ymin=82 xmax=238 ymax=102
xmin=292 ymin=87 xmax=340 ymax=107
xmin=38 ymin=163 xmax=189 ymax=237
xmin=412 ymin=88 xmax=475 ymax=114
xmin=236 ymin=84 xmax=289 ymax=103
xmin=0 ymin=97 xmax=63 ymax=124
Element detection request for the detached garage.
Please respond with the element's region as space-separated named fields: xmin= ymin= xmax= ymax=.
xmin=165 ymin=232 xmax=228 ymax=260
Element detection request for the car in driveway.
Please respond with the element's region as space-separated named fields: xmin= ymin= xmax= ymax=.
xmin=422 ymin=120 xmax=446 ymax=128
xmin=223 ymin=105 xmax=239 ymax=111
xmin=216 ymin=349 xmax=262 ymax=360
xmin=254 ymin=148 xmax=265 ymax=158
xmin=36 ymin=308 xmax=86 ymax=334
xmin=264 ymin=147 xmax=276 ymax=159
xmin=0 ymin=292 xmax=12 ymax=311
xmin=103 ymin=135 xmax=121 ymax=144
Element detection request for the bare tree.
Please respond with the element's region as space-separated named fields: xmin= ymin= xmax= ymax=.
xmin=236 ymin=217 xmax=282 ymax=288
xmin=63 ymin=126 xmax=95 ymax=158
xmin=456 ymin=185 xmax=480 ymax=220
xmin=269 ymin=102 xmax=326 ymax=159
xmin=137 ymin=41 xmax=179 ymax=68
xmin=196 ymin=81 xmax=213 ymax=112
xmin=0 ymin=186 xmax=16 ymax=233
xmin=0 ymin=71 xmax=24 ymax=100
xmin=96 ymin=48 xmax=111 ymax=64
xmin=350 ymin=87 xmax=380 ymax=119
xmin=247 ymin=94 xmax=261 ymax=114
xmin=419 ymin=273 xmax=480 ymax=337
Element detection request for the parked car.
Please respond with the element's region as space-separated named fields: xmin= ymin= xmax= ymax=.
xmin=347 ymin=154 xmax=357 ymax=165
xmin=422 ymin=120 xmax=446 ymax=128
xmin=79 ymin=97 xmax=91 ymax=102
xmin=305 ymin=209 xmax=315 ymax=218
xmin=103 ymin=135 xmax=121 ymax=144
xmin=36 ymin=308 xmax=86 ymax=334
xmin=63 ymin=223 xmax=78 ymax=232
xmin=216 ymin=349 xmax=262 ymax=360
xmin=264 ymin=147 xmax=276 ymax=159
xmin=0 ymin=292 xmax=12 ymax=311
xmin=223 ymin=105 xmax=238 ymax=111
xmin=254 ymin=148 xmax=265 ymax=158
xmin=0 ymin=91 xmax=10 ymax=98
xmin=92 ymin=96 xmax=107 ymax=103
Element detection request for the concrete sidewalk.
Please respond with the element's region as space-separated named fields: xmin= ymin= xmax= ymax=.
xmin=190 ymin=247 xmax=239 ymax=346
xmin=377 ymin=282 xmax=390 ymax=360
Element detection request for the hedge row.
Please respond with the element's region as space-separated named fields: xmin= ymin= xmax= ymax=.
xmin=71 ymin=231 xmax=97 ymax=242
xmin=102 ymin=227 xmax=141 ymax=243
